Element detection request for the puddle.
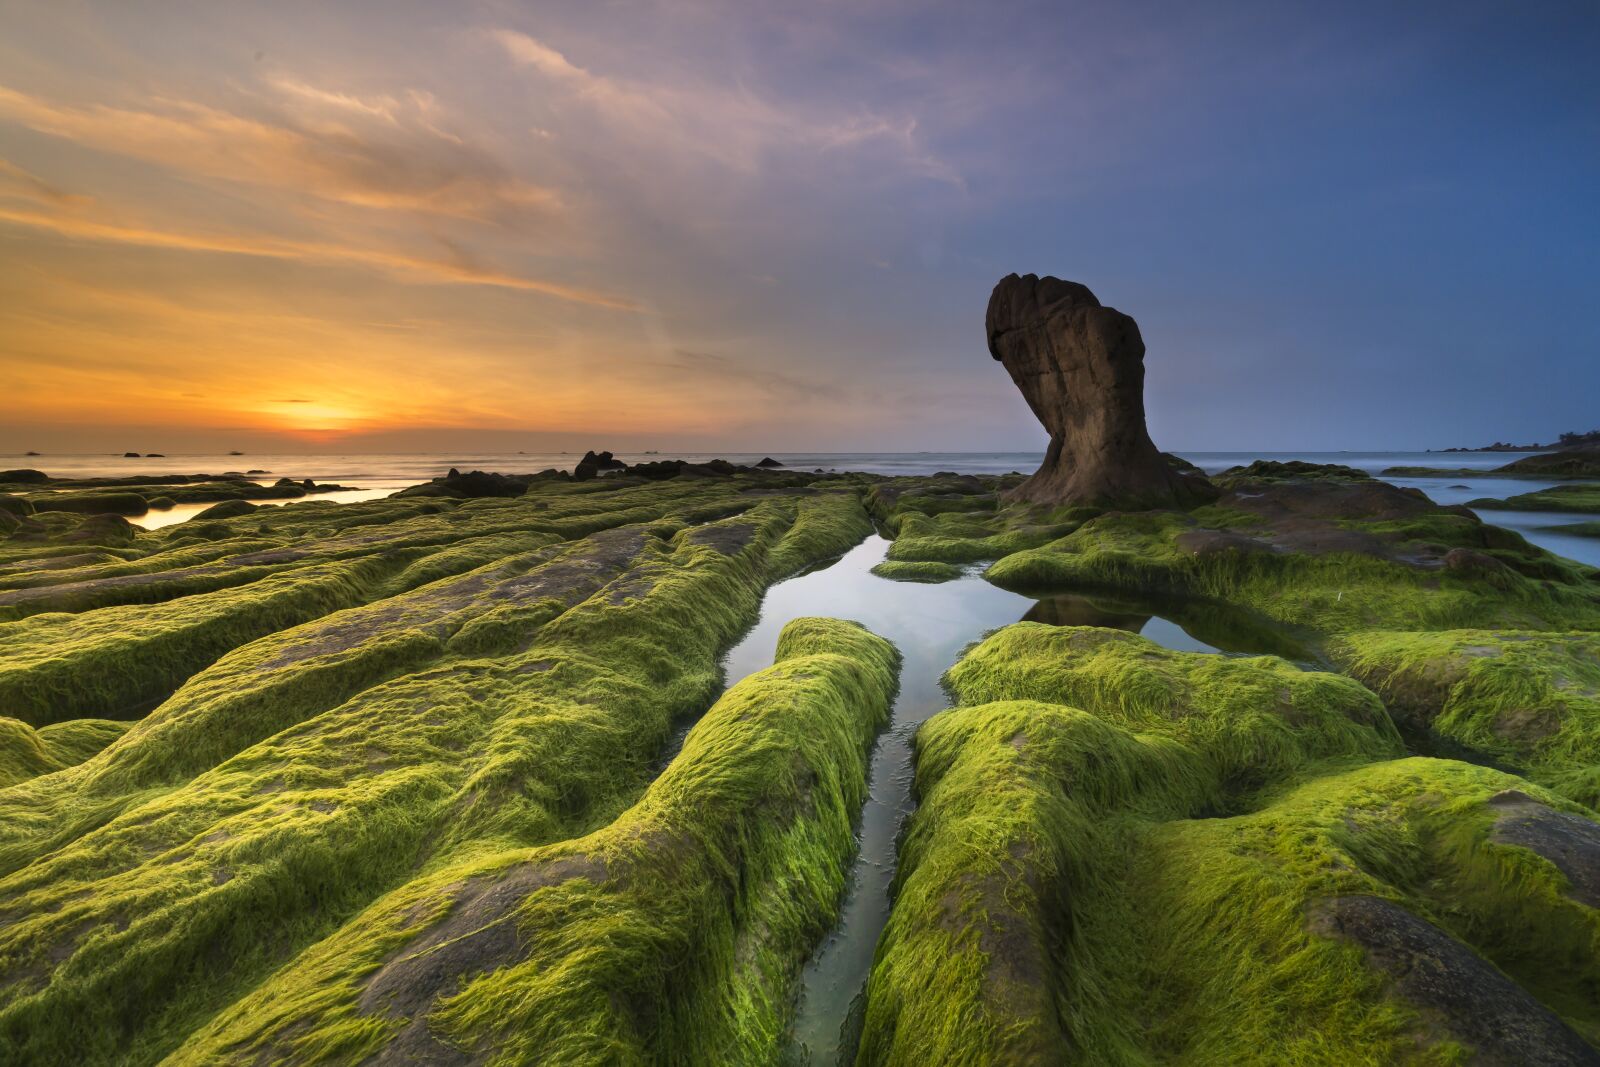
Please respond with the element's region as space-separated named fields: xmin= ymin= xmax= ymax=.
xmin=133 ymin=488 xmax=399 ymax=530
xmin=687 ymin=534 xmax=1301 ymax=1064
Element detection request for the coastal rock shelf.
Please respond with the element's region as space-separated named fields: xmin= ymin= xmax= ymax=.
xmin=2 ymin=454 xmax=1600 ymax=1064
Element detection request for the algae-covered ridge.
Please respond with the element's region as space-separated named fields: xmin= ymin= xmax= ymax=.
xmin=3 ymin=461 xmax=1600 ymax=1064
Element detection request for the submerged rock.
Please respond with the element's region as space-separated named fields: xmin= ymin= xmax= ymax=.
xmin=986 ymin=274 xmax=1215 ymax=509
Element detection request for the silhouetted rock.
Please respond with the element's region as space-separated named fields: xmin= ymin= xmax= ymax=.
xmin=756 ymin=457 xmax=783 ymax=468
xmin=1216 ymin=460 xmax=1371 ymax=483
xmin=573 ymin=450 xmax=626 ymax=481
xmin=0 ymin=470 xmax=48 ymax=484
xmin=397 ymin=468 xmax=555 ymax=499
xmin=124 ymin=452 xmax=141 ymax=458
xmin=986 ymin=274 xmax=1215 ymax=508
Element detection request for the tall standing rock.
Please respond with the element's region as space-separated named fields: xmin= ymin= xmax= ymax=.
xmin=987 ymin=273 xmax=1214 ymax=508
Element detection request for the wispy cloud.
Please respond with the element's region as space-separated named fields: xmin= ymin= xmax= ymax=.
xmin=0 ymin=157 xmax=92 ymax=208
xmin=0 ymin=83 xmax=560 ymax=223
xmin=491 ymin=29 xmax=963 ymax=187
xmin=0 ymin=204 xmax=635 ymax=309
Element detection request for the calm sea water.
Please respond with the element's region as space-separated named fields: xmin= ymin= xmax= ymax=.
xmin=5 ymin=449 xmax=1593 ymax=568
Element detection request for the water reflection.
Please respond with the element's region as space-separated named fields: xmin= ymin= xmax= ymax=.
xmin=1023 ymin=590 xmax=1314 ymax=662
xmin=132 ymin=488 xmax=399 ymax=530
xmin=703 ymin=535 xmax=1302 ymax=1064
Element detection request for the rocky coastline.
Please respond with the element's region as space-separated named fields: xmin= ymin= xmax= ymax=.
xmin=1 ymin=278 xmax=1598 ymax=1065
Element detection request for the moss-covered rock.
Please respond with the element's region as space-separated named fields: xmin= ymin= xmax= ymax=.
xmin=870 ymin=559 xmax=964 ymax=582
xmin=1214 ymin=459 xmax=1371 ymax=484
xmin=1469 ymin=484 xmax=1600 ymax=514
xmin=1332 ymin=629 xmax=1600 ymax=807
xmin=0 ymin=474 xmax=884 ymax=1064
xmin=193 ymin=499 xmax=261 ymax=520
xmin=984 ymin=480 xmax=1600 ymax=634
xmin=167 ymin=618 xmax=897 ymax=1065
xmin=861 ymin=624 xmax=1600 ymax=1065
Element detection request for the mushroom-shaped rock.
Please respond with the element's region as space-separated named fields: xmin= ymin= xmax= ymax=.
xmin=987 ymin=273 xmax=1214 ymax=508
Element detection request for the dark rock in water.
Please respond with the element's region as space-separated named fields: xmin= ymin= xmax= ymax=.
xmin=24 ymin=450 xmax=40 ymax=456
xmin=146 ymin=496 xmax=176 ymax=509
xmin=986 ymin=274 xmax=1215 ymax=508
xmin=273 ymin=477 xmax=298 ymax=488
xmin=246 ymin=469 xmax=268 ymax=475
xmin=30 ymin=492 xmax=150 ymax=517
xmin=401 ymin=468 xmax=551 ymax=498
xmin=195 ymin=499 xmax=260 ymax=520
xmin=573 ymin=450 xmax=626 ymax=481
xmin=229 ymin=450 xmax=245 ymax=456
xmin=0 ymin=469 xmax=49 ymax=484
xmin=1216 ymin=460 xmax=1371 ymax=483
xmin=124 ymin=452 xmax=141 ymax=458
xmin=147 ymin=453 xmax=165 ymax=458
xmin=756 ymin=457 xmax=783 ymax=468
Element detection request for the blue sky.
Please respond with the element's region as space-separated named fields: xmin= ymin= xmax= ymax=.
xmin=1 ymin=0 xmax=1595 ymax=452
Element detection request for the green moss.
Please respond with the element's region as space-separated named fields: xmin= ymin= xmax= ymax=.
xmin=984 ymin=509 xmax=1600 ymax=634
xmin=1469 ymin=484 xmax=1600 ymax=514
xmin=861 ymin=625 xmax=1404 ymax=1064
xmin=862 ymin=623 xmax=1600 ymax=1064
xmin=0 ymin=718 xmax=127 ymax=788
xmin=170 ymin=618 xmax=896 ymax=1066
xmin=870 ymin=559 xmax=964 ymax=582
xmin=1332 ymin=629 xmax=1600 ymax=807
xmin=884 ymin=503 xmax=1091 ymax=564
xmin=0 ymin=554 xmax=413 ymax=725
xmin=1214 ymin=460 xmax=1372 ymax=483
xmin=0 ymin=479 xmax=886 ymax=1064
xmin=25 ymin=491 xmax=150 ymax=517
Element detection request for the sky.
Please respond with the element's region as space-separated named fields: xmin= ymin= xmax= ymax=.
xmin=1 ymin=0 xmax=1596 ymax=454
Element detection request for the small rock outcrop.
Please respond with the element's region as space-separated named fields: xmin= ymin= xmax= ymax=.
xmin=573 ymin=450 xmax=627 ymax=481
xmin=986 ymin=274 xmax=1214 ymax=508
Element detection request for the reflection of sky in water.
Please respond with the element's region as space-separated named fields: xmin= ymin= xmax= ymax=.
xmin=719 ymin=535 xmax=1290 ymax=1064
xmin=132 ymin=488 xmax=399 ymax=530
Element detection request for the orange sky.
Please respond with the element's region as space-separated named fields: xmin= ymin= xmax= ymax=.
xmin=8 ymin=3 xmax=1596 ymax=454
xmin=0 ymin=6 xmax=1020 ymax=453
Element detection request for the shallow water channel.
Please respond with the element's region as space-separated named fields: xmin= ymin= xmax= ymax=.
xmin=709 ymin=534 xmax=1295 ymax=1064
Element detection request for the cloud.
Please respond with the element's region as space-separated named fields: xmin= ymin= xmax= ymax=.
xmin=0 ymin=83 xmax=559 ymax=223
xmin=491 ymin=29 xmax=963 ymax=187
xmin=651 ymin=348 xmax=846 ymax=404
xmin=0 ymin=157 xmax=92 ymax=208
xmin=0 ymin=204 xmax=636 ymax=309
